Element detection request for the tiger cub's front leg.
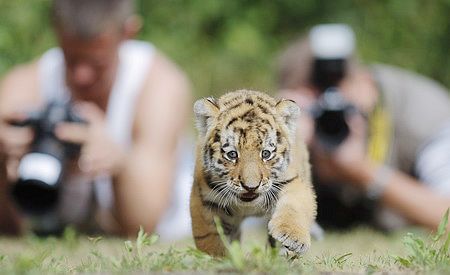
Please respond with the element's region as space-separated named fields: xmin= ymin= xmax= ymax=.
xmin=190 ymin=184 xmax=240 ymax=257
xmin=268 ymin=178 xmax=316 ymax=254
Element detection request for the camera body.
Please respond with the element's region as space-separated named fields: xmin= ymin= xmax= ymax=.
xmin=309 ymin=24 xmax=357 ymax=150
xmin=10 ymin=100 xmax=83 ymax=234
xmin=310 ymin=88 xmax=356 ymax=151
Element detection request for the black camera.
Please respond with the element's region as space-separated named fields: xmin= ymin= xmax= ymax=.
xmin=10 ymin=100 xmax=84 ymax=234
xmin=309 ymin=24 xmax=357 ymax=150
xmin=310 ymin=88 xmax=356 ymax=150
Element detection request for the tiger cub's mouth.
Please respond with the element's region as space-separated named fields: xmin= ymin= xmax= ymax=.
xmin=239 ymin=192 xmax=259 ymax=202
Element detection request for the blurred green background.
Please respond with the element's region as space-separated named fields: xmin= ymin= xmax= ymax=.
xmin=0 ymin=0 xmax=449 ymax=98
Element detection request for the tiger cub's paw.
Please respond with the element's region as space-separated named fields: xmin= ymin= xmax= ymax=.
xmin=268 ymin=219 xmax=311 ymax=255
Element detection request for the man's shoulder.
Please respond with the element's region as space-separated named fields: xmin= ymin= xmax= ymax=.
xmin=371 ymin=63 xmax=450 ymax=116
xmin=373 ymin=64 xmax=450 ymax=166
xmin=144 ymin=50 xmax=191 ymax=99
xmin=133 ymin=50 xmax=192 ymax=133
xmin=0 ymin=62 xmax=40 ymax=94
xmin=371 ymin=63 xmax=449 ymax=95
xmin=0 ymin=61 xmax=41 ymax=110
xmin=3 ymin=47 xmax=59 ymax=82
xmin=123 ymin=39 xmax=190 ymax=96
xmin=115 ymin=39 xmax=191 ymax=113
xmin=1 ymin=62 xmax=39 ymax=83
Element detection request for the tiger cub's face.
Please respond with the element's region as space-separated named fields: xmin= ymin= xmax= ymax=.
xmin=194 ymin=90 xmax=300 ymax=207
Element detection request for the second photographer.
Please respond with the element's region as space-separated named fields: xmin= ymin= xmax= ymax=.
xmin=278 ymin=24 xmax=450 ymax=231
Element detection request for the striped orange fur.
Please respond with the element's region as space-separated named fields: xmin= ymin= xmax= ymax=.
xmin=191 ymin=90 xmax=317 ymax=256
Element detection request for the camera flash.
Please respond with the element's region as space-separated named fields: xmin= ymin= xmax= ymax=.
xmin=310 ymin=24 xmax=355 ymax=59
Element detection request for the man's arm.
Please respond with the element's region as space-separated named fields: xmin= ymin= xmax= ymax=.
xmin=355 ymin=162 xmax=450 ymax=230
xmin=382 ymin=123 xmax=450 ymax=229
xmin=0 ymin=63 xmax=41 ymax=235
xmin=112 ymin=52 xmax=192 ymax=236
xmin=0 ymin=155 xmax=23 ymax=235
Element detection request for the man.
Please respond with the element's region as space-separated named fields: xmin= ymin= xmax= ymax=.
xmin=0 ymin=0 xmax=192 ymax=237
xmin=278 ymin=24 xmax=450 ymax=231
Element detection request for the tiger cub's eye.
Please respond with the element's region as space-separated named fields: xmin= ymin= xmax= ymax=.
xmin=226 ymin=150 xmax=238 ymax=160
xmin=261 ymin=150 xmax=272 ymax=160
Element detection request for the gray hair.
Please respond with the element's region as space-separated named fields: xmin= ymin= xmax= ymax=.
xmin=51 ymin=0 xmax=135 ymax=39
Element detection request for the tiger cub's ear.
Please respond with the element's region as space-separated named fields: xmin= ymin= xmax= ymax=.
xmin=194 ymin=97 xmax=220 ymax=137
xmin=276 ymin=99 xmax=300 ymax=137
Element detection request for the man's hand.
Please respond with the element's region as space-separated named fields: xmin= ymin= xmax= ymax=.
xmin=311 ymin=112 xmax=373 ymax=188
xmin=0 ymin=111 xmax=34 ymax=160
xmin=0 ymin=111 xmax=35 ymax=181
xmin=55 ymin=102 xmax=126 ymax=177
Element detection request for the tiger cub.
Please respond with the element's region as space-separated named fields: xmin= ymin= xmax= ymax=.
xmin=190 ymin=90 xmax=317 ymax=256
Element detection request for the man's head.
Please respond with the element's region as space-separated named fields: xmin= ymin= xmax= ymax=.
xmin=277 ymin=24 xmax=377 ymax=114
xmin=278 ymin=24 xmax=358 ymax=92
xmin=51 ymin=0 xmax=141 ymax=101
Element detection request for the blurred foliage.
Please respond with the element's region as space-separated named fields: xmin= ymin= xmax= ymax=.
xmin=0 ymin=0 xmax=449 ymax=98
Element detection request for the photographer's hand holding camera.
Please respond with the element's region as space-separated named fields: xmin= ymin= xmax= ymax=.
xmin=279 ymin=24 xmax=450 ymax=231
xmin=55 ymin=102 xmax=126 ymax=177
xmin=0 ymin=0 xmax=192 ymax=237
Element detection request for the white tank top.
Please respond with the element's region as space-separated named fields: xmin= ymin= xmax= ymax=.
xmin=38 ymin=41 xmax=194 ymax=240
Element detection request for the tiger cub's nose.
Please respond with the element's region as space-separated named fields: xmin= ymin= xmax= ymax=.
xmin=241 ymin=182 xmax=260 ymax=192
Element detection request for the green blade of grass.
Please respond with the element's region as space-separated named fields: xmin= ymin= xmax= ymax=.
xmin=434 ymin=209 xmax=449 ymax=242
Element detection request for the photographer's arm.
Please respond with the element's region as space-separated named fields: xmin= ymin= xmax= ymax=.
xmin=377 ymin=127 xmax=450 ymax=230
xmin=352 ymin=162 xmax=450 ymax=231
xmin=314 ymin=115 xmax=450 ymax=231
xmin=0 ymin=156 xmax=23 ymax=235
xmin=0 ymin=63 xmax=41 ymax=235
xmin=112 ymin=53 xmax=191 ymax=236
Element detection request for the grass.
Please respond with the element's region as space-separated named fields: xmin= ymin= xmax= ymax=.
xmin=0 ymin=212 xmax=449 ymax=274
xmin=394 ymin=209 xmax=450 ymax=272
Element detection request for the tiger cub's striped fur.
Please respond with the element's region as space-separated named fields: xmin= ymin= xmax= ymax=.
xmin=190 ymin=90 xmax=317 ymax=256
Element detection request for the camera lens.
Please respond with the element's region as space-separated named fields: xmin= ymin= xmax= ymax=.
xmin=315 ymin=109 xmax=350 ymax=149
xmin=13 ymin=152 xmax=63 ymax=215
xmin=11 ymin=179 xmax=59 ymax=216
xmin=311 ymin=89 xmax=355 ymax=150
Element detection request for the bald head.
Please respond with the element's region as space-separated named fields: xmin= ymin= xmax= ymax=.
xmin=51 ymin=0 xmax=135 ymax=39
